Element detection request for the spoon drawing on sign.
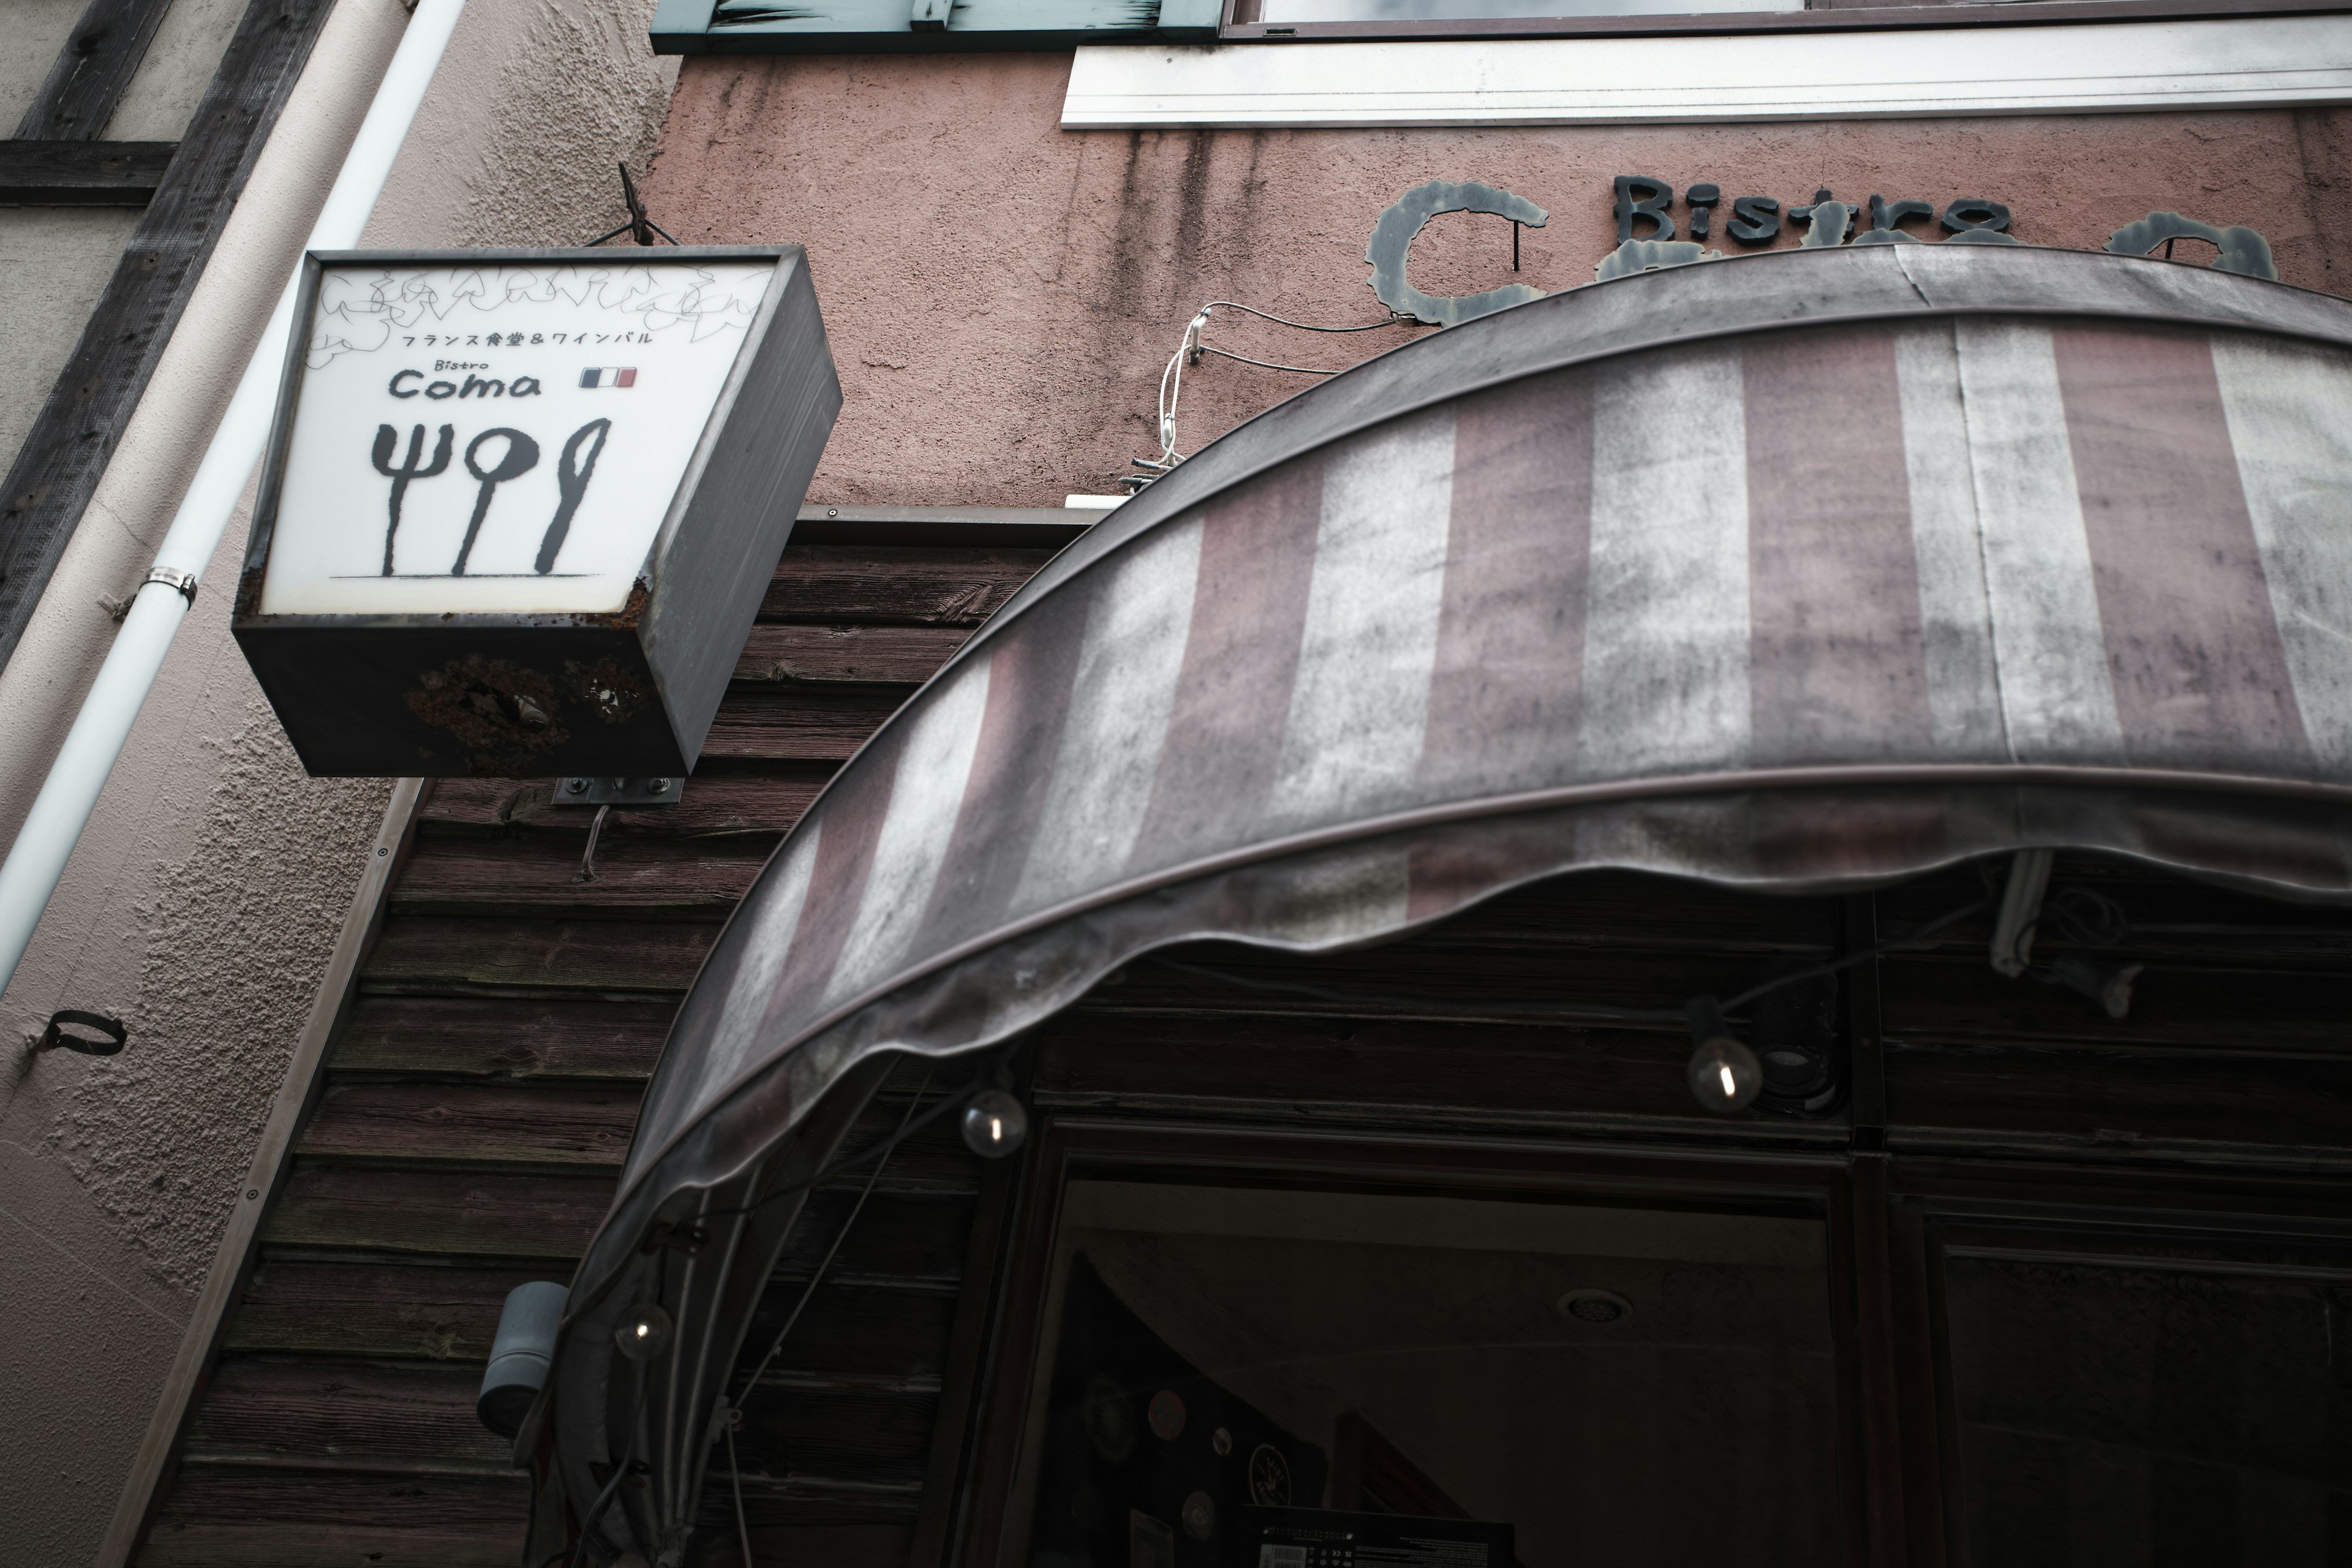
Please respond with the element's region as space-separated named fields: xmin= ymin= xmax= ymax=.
xmin=370 ymin=422 xmax=453 ymax=576
xmin=451 ymin=428 xmax=541 ymax=576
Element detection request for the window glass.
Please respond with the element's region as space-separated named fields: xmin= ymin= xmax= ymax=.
xmin=1015 ymin=1178 xmax=1845 ymax=1568
xmin=1254 ymin=0 xmax=1793 ymax=22
xmin=1943 ymin=1250 xmax=2352 ymax=1564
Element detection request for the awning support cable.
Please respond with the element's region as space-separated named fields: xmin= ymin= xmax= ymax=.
xmin=731 ymin=1070 xmax=934 ymax=1401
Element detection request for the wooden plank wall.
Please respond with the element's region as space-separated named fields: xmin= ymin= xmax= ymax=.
xmin=1038 ymin=856 xmax=2352 ymax=1170
xmin=134 ymin=538 xmax=1054 ymax=1567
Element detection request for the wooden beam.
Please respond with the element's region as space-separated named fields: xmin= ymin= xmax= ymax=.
xmin=0 ymin=139 xmax=174 ymax=205
xmin=15 ymin=0 xmax=178 ymax=140
xmin=0 ymin=0 xmax=335 ymax=669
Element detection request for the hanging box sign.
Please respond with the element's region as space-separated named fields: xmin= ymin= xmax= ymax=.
xmin=232 ymin=246 xmax=839 ymax=777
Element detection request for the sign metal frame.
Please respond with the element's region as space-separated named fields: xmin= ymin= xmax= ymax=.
xmin=233 ymin=244 xmax=839 ymax=777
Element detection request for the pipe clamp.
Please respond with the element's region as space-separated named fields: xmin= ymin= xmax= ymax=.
xmin=143 ymin=568 xmax=198 ymax=604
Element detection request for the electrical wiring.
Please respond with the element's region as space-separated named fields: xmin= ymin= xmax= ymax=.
xmin=724 ymin=1404 xmax=754 ymax=1568
xmin=696 ymin=1078 xmax=971 ymax=1225
xmin=734 ymin=1076 xmax=932 ymax=1397
xmin=1146 ymin=955 xmax=1684 ymax=1023
xmin=1147 ymin=893 xmax=1996 ymax=1025
xmin=710 ymin=1076 xmax=936 ymax=1564
xmin=570 ymin=1252 xmax=661 ymax=1568
xmin=1129 ymin=300 xmax=1417 ymax=488
xmin=1719 ymin=897 xmax=1991 ymax=1011
xmin=1198 ymin=346 xmax=1335 ymax=375
xmin=2021 ymin=884 xmax=2130 ymax=949
xmin=568 ymin=1420 xmax=639 ymax=1568
xmin=1196 ymin=300 xmax=1409 ymax=333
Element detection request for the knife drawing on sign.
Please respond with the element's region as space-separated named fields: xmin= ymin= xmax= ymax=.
xmin=538 ymin=418 xmax=612 ymax=574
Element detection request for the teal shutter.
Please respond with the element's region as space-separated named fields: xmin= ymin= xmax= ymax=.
xmin=652 ymin=0 xmax=1216 ymax=51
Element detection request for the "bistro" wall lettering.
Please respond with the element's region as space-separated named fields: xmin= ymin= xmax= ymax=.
xmin=1368 ymin=176 xmax=2278 ymax=327
xmin=1612 ymin=175 xmax=2015 ymax=247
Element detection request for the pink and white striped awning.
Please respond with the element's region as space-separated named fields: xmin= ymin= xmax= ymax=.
xmin=550 ymin=243 xmax=2352 ymax=1546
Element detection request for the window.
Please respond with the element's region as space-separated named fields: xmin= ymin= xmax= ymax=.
xmin=1218 ymin=0 xmax=2340 ymax=41
xmin=982 ymin=1148 xmax=1856 ymax=1568
xmin=1929 ymin=1214 xmax=2352 ymax=1564
xmin=650 ymin=0 xmax=2347 ymax=53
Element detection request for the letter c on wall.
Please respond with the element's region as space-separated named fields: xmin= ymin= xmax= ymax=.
xmin=1366 ymin=180 xmax=1548 ymax=328
xmin=389 ymin=369 xmax=422 ymax=398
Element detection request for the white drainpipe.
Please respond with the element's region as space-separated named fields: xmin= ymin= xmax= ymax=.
xmin=0 ymin=0 xmax=467 ymax=996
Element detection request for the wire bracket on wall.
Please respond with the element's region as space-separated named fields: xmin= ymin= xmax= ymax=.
xmin=34 ymin=1009 xmax=127 ymax=1055
xmin=557 ymin=777 xmax=680 ymax=805
xmin=587 ymin=162 xmax=678 ymax=247
xmin=1124 ymin=299 xmax=1415 ymax=493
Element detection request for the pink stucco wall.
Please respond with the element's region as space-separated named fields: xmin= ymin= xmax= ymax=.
xmin=644 ymin=53 xmax=2352 ymax=507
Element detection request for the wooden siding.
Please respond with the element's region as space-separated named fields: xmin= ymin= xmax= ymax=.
xmin=1038 ymin=856 xmax=2352 ymax=1169
xmin=134 ymin=539 xmax=1047 ymax=1567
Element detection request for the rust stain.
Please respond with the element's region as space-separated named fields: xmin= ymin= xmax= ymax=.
xmin=405 ymin=655 xmax=569 ymax=772
xmin=611 ymin=578 xmax=652 ymax=630
xmin=564 ymin=657 xmax=652 ymax=725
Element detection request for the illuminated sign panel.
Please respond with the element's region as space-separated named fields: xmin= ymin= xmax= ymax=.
xmin=235 ymin=246 xmax=839 ymax=778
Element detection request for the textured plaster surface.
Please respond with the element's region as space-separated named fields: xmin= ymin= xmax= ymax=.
xmin=0 ymin=473 xmax=386 ymax=1565
xmin=0 ymin=208 xmax=143 ymax=477
xmin=0 ymin=1 xmax=682 ymax=1559
xmin=0 ymin=1135 xmax=186 ymax=1568
xmin=48 ymin=703 xmax=390 ymax=1297
xmin=364 ymin=0 xmax=682 ymax=249
xmin=647 ymin=53 xmax=2352 ymax=505
xmin=104 ymin=0 xmax=251 ymax=143
xmin=0 ymin=0 xmax=86 ymax=130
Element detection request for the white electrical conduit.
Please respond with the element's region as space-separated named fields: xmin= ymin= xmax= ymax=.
xmin=0 ymin=0 xmax=466 ymax=997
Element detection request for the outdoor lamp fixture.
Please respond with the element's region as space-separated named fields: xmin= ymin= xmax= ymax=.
xmin=476 ymin=1280 xmax=567 ymax=1436
xmin=614 ymin=1300 xmax=675 ymax=1363
xmin=1685 ymin=995 xmax=1762 ymax=1114
xmin=960 ymin=1088 xmax=1030 ymax=1158
xmin=232 ymin=247 xmax=839 ymax=778
xmin=2046 ymin=954 xmax=2146 ymax=1019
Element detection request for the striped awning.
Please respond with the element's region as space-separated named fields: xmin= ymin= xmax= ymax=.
xmin=548 ymin=243 xmax=2352 ymax=1551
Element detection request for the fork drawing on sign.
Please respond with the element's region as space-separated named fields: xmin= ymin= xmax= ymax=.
xmin=371 ymin=423 xmax=453 ymax=575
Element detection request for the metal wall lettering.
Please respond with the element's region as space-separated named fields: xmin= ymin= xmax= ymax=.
xmin=1370 ymin=179 xmax=2281 ymax=322
xmin=1365 ymin=179 xmax=1548 ymax=327
xmin=2105 ymin=210 xmax=2279 ymax=280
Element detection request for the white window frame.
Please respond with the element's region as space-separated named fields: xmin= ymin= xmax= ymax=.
xmin=1062 ymin=14 xmax=2352 ymax=126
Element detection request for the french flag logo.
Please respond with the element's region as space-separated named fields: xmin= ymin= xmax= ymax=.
xmin=579 ymin=367 xmax=638 ymax=388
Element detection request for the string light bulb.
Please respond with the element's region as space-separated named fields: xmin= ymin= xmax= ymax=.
xmin=1685 ymin=995 xmax=1762 ymax=1114
xmin=614 ymin=1300 xmax=674 ymax=1363
xmin=960 ymin=1088 xmax=1029 ymax=1159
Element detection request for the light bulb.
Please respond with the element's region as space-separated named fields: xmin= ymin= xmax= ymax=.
xmin=960 ymin=1089 xmax=1029 ymax=1159
xmin=1684 ymin=995 xmax=1762 ymax=1114
xmin=613 ymin=1300 xmax=674 ymax=1362
xmin=1687 ymin=1035 xmax=1762 ymax=1114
